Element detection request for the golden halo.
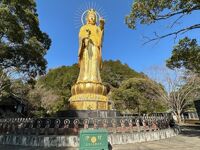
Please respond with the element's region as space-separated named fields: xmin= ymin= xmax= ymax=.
xmin=81 ymin=9 xmax=101 ymax=25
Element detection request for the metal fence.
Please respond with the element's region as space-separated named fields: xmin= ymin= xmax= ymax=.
xmin=0 ymin=115 xmax=173 ymax=135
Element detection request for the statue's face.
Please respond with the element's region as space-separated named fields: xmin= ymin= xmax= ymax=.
xmin=87 ymin=13 xmax=96 ymax=25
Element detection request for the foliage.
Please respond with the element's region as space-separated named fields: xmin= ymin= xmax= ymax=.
xmin=0 ymin=69 xmax=11 ymax=101
xmin=30 ymin=61 xmax=145 ymax=113
xmin=36 ymin=60 xmax=144 ymax=104
xmin=0 ymin=60 xmax=163 ymax=116
xmin=32 ymin=64 xmax=79 ymax=113
xmin=111 ymin=77 xmax=167 ymax=114
xmin=37 ymin=64 xmax=79 ymax=104
xmin=28 ymin=85 xmax=63 ymax=115
xmin=101 ymin=60 xmax=145 ymax=89
xmin=166 ymin=37 xmax=200 ymax=73
xmin=0 ymin=69 xmax=32 ymax=102
xmin=0 ymin=0 xmax=51 ymax=79
xmin=0 ymin=70 xmax=35 ymax=117
xmin=0 ymin=61 xmax=169 ymax=116
xmin=10 ymin=79 xmax=30 ymax=99
xmin=125 ymin=0 xmax=200 ymax=121
xmin=126 ymin=0 xmax=200 ymax=43
xmin=147 ymin=66 xmax=200 ymax=123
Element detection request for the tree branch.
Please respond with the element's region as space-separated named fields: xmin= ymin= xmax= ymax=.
xmin=168 ymin=14 xmax=185 ymax=29
xmin=143 ymin=24 xmax=200 ymax=44
xmin=155 ymin=4 xmax=200 ymax=21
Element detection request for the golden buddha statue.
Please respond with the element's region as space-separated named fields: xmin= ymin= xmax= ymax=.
xmin=69 ymin=9 xmax=109 ymax=110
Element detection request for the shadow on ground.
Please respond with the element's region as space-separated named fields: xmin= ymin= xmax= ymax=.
xmin=180 ymin=124 xmax=200 ymax=138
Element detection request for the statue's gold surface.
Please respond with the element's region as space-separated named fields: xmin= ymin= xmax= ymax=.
xmin=69 ymin=9 xmax=110 ymax=110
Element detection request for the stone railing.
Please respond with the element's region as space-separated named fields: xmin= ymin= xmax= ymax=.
xmin=0 ymin=115 xmax=173 ymax=136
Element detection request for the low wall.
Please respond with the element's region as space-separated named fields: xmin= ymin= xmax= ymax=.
xmin=0 ymin=128 xmax=179 ymax=148
xmin=0 ymin=135 xmax=79 ymax=147
xmin=108 ymin=128 xmax=179 ymax=145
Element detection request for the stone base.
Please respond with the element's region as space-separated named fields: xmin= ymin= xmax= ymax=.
xmin=0 ymin=128 xmax=179 ymax=147
xmin=57 ymin=110 xmax=119 ymax=118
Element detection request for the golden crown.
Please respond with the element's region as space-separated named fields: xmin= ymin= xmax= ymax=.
xmin=87 ymin=9 xmax=96 ymax=16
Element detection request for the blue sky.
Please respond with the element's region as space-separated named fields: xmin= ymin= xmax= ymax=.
xmin=36 ymin=0 xmax=200 ymax=73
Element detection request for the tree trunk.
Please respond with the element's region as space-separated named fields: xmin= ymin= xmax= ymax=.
xmin=175 ymin=110 xmax=182 ymax=124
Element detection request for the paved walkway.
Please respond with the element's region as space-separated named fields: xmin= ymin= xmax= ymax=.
xmin=0 ymin=125 xmax=199 ymax=150
xmin=113 ymin=125 xmax=200 ymax=150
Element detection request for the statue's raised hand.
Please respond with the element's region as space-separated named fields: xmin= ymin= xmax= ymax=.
xmin=100 ymin=18 xmax=105 ymax=24
xmin=99 ymin=18 xmax=105 ymax=30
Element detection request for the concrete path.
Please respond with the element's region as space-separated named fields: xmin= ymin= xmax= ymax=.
xmin=113 ymin=125 xmax=200 ymax=150
xmin=0 ymin=125 xmax=199 ymax=150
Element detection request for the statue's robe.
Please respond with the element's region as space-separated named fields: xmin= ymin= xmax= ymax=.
xmin=77 ymin=24 xmax=103 ymax=83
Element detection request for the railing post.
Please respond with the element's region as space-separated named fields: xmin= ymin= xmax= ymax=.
xmin=36 ymin=119 xmax=41 ymax=135
xmin=54 ymin=119 xmax=61 ymax=135
xmin=111 ymin=119 xmax=116 ymax=133
xmin=73 ymin=119 xmax=79 ymax=134
xmin=136 ymin=119 xmax=140 ymax=132
xmin=64 ymin=119 xmax=70 ymax=135
xmin=128 ymin=119 xmax=133 ymax=133
xmin=45 ymin=119 xmax=51 ymax=135
xmin=83 ymin=119 xmax=89 ymax=129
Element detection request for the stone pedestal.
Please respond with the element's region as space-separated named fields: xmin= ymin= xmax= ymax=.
xmin=69 ymin=82 xmax=111 ymax=110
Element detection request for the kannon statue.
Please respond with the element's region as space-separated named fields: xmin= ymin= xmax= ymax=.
xmin=77 ymin=9 xmax=104 ymax=83
xmin=69 ymin=9 xmax=111 ymax=110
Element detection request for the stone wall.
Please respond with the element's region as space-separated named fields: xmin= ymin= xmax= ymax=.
xmin=0 ymin=128 xmax=179 ymax=148
xmin=0 ymin=135 xmax=79 ymax=147
xmin=108 ymin=128 xmax=179 ymax=145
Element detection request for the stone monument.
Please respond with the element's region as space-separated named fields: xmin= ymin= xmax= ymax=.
xmin=69 ymin=9 xmax=111 ymax=111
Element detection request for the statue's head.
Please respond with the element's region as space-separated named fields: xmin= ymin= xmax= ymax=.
xmin=86 ymin=9 xmax=97 ymax=25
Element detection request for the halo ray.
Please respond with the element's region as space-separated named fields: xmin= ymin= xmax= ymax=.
xmin=73 ymin=1 xmax=107 ymax=29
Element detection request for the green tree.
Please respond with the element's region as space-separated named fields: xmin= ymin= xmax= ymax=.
xmin=166 ymin=37 xmax=200 ymax=73
xmin=101 ymin=60 xmax=145 ymax=89
xmin=30 ymin=64 xmax=79 ymax=113
xmin=0 ymin=69 xmax=11 ymax=101
xmin=125 ymin=1 xmax=200 ymax=120
xmin=126 ymin=0 xmax=200 ymax=43
xmin=165 ymin=37 xmax=200 ymax=115
xmin=0 ymin=0 xmax=51 ymax=78
xmin=37 ymin=60 xmax=144 ymax=104
xmin=39 ymin=65 xmax=79 ymax=97
xmin=147 ymin=66 xmax=200 ymax=123
xmin=30 ymin=61 xmax=145 ymax=113
xmin=28 ymin=85 xmax=62 ymax=116
xmin=111 ymin=77 xmax=166 ymax=114
xmin=9 ymin=77 xmax=33 ymax=98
